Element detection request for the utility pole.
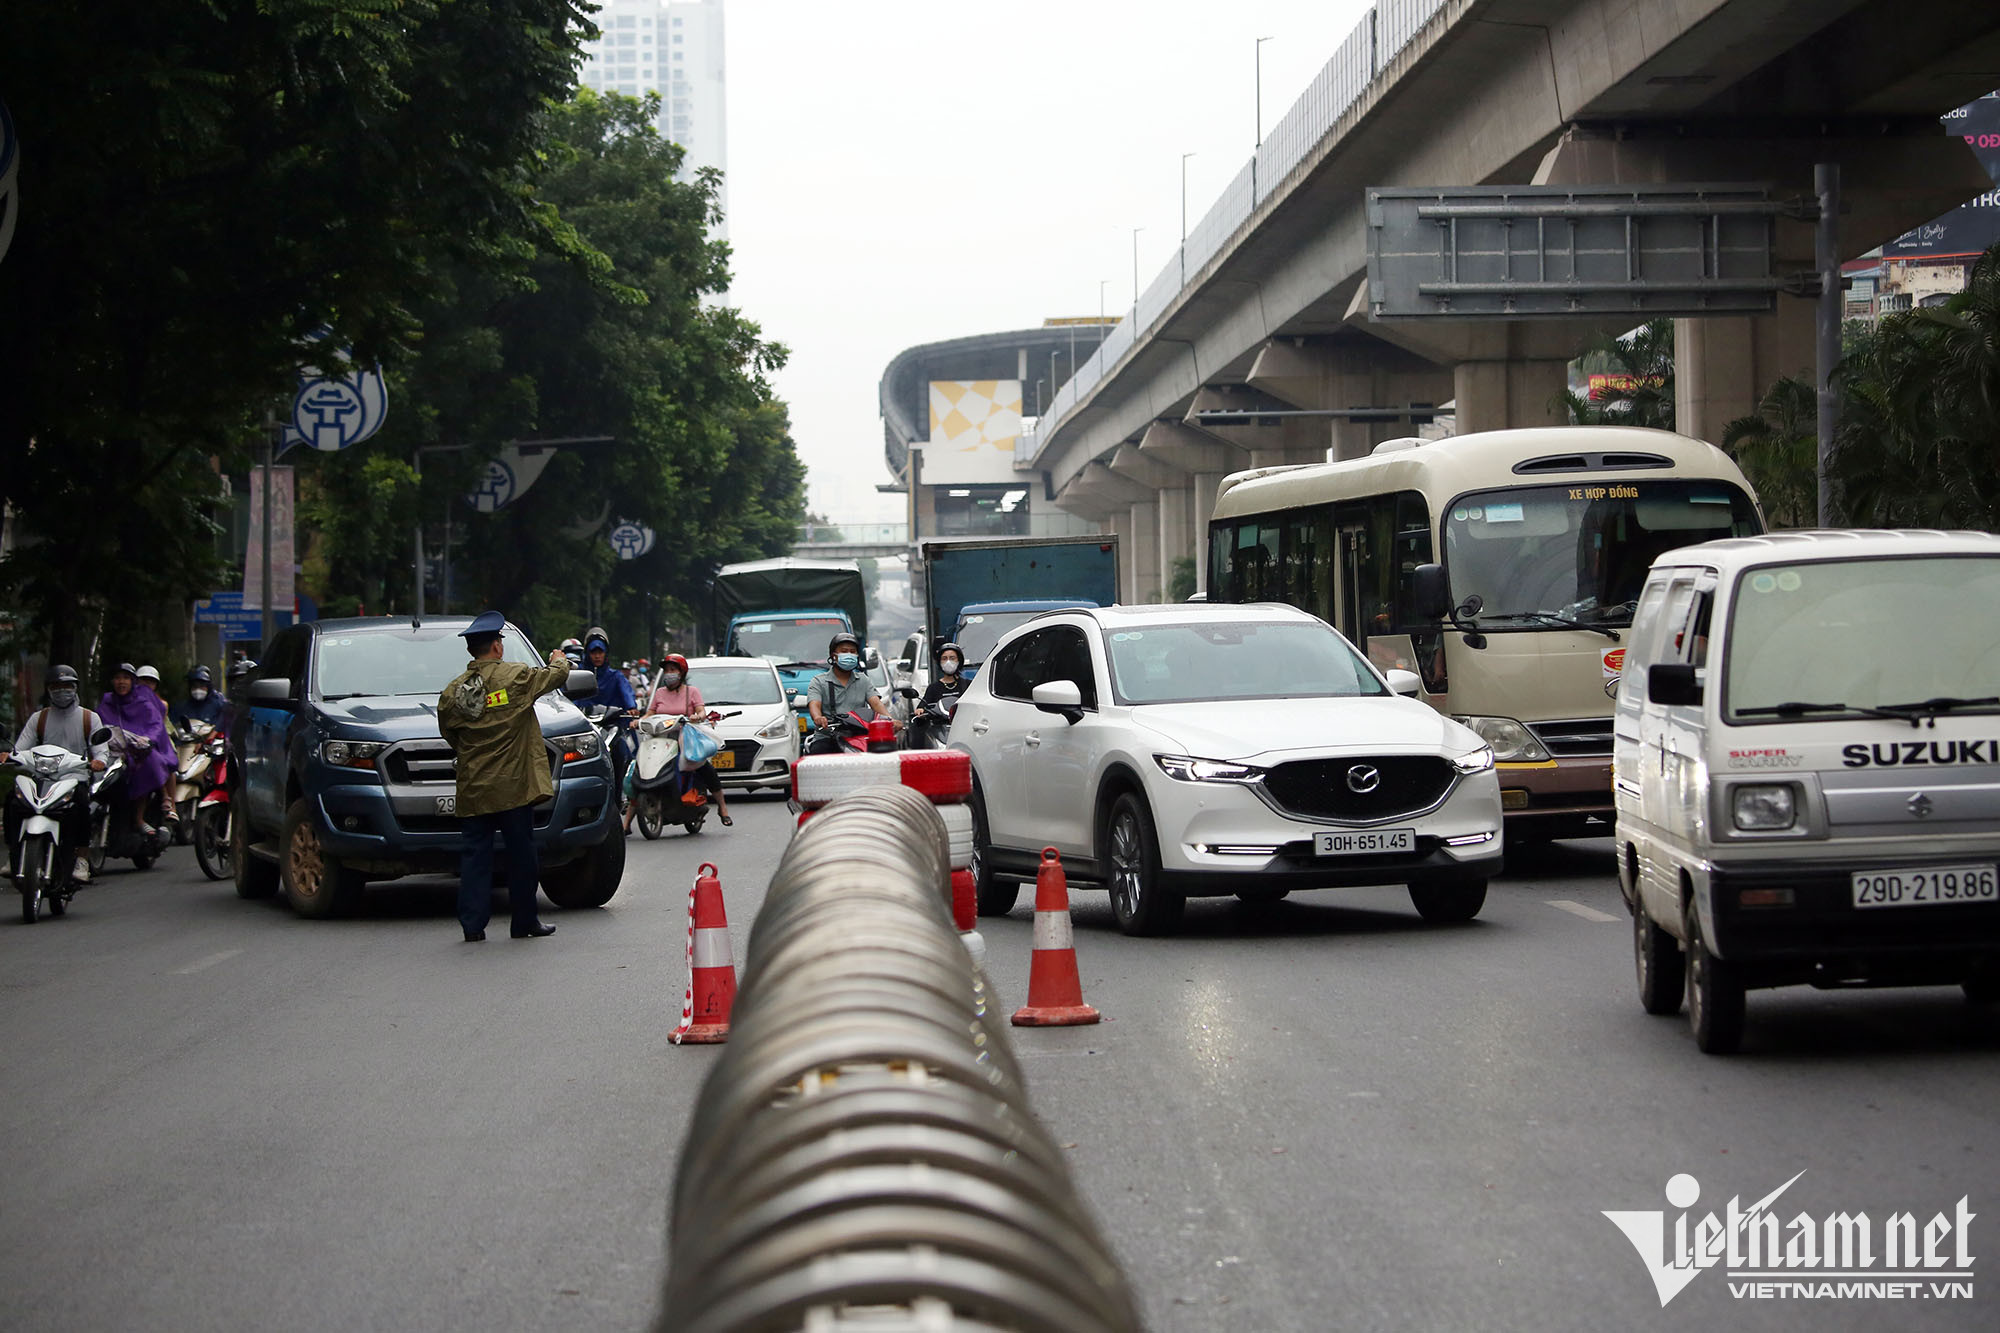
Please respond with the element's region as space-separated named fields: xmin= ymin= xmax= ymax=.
xmin=1815 ymin=162 xmax=1841 ymax=527
xmin=260 ymin=410 xmax=277 ymax=647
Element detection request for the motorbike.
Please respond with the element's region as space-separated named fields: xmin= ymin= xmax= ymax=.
xmin=800 ymin=710 xmax=876 ymax=758
xmin=193 ymin=742 xmax=232 ymax=881
xmin=6 ymin=726 xmax=112 ymax=923
xmin=629 ymin=710 xmax=740 ymax=839
xmin=169 ymin=718 xmax=220 ymax=842
xmin=901 ymin=690 xmax=960 ymax=751
xmin=88 ymin=729 xmax=172 ymax=875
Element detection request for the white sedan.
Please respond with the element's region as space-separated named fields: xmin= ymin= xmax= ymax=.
xmin=954 ymin=604 xmax=1503 ymax=935
xmin=682 ymin=657 xmax=799 ymax=792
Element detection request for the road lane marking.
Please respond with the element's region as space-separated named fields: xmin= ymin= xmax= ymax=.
xmin=172 ymin=949 xmax=242 ymax=975
xmin=1545 ymin=899 xmax=1619 ymax=923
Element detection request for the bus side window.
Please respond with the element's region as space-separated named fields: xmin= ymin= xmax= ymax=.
xmin=1208 ymin=523 xmax=1236 ymax=601
xmin=1285 ymin=510 xmax=1333 ymax=622
xmin=1392 ymin=491 xmax=1434 ymax=631
xmin=1239 ymin=520 xmax=1280 ymax=602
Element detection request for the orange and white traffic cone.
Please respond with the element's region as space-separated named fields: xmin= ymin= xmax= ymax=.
xmin=671 ymin=862 xmax=736 ymax=1045
xmin=1011 ymin=847 xmax=1100 ymax=1027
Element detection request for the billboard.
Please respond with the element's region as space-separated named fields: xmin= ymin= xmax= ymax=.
xmin=918 ymin=380 xmax=1023 ymax=486
xmin=1884 ymin=93 xmax=2000 ymax=259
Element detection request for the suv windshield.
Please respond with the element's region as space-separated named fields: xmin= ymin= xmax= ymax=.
xmin=1104 ymin=620 xmax=1386 ymax=706
xmin=1724 ymin=556 xmax=2000 ymax=722
xmin=1445 ymin=480 xmax=1758 ymax=628
xmin=730 ymin=616 xmax=846 ymax=666
xmin=315 ymin=624 xmax=543 ymax=698
xmin=685 ymin=665 xmax=781 ymax=706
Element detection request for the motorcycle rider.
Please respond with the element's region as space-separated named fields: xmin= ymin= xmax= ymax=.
xmin=913 ymin=641 xmax=970 ymax=721
xmin=576 ymin=626 xmax=639 ymax=785
xmin=1 ymin=665 xmax=110 ymax=884
xmin=806 ymin=631 xmax=890 ymax=739
xmin=98 ymin=662 xmax=178 ymax=836
xmin=169 ymin=665 xmax=227 ymax=732
xmin=634 ymin=653 xmax=731 ymax=829
xmin=220 ymin=658 xmax=256 ymax=733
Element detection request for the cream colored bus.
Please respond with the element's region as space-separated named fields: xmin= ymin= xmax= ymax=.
xmin=1207 ymin=427 xmax=1763 ymax=840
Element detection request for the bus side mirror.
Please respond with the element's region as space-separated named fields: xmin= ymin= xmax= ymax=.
xmin=1411 ymin=564 xmax=1450 ymax=621
xmin=1648 ymin=663 xmax=1703 ymax=707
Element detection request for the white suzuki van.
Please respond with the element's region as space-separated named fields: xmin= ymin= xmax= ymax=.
xmin=1613 ymin=530 xmax=2000 ymax=1053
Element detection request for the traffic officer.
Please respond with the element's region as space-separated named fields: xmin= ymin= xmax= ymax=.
xmin=437 ymin=611 xmax=572 ymax=943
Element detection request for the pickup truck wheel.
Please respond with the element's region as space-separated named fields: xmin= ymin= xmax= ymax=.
xmin=540 ymin=826 xmax=625 ymax=910
xmin=969 ymin=786 xmax=1019 ymax=917
xmin=1104 ymin=791 xmax=1182 ymax=937
xmin=1408 ymin=877 xmax=1487 ymax=923
xmin=232 ymin=800 xmax=279 ymax=899
xmin=281 ymin=798 xmax=361 ymax=919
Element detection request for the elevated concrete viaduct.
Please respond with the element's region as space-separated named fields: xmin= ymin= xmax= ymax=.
xmin=1025 ymin=0 xmax=2000 ymax=602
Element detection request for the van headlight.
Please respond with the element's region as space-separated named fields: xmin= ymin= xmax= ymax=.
xmin=1449 ymin=745 xmax=1495 ymax=774
xmin=1155 ymin=755 xmax=1265 ymax=784
xmin=320 ymin=740 xmax=388 ymax=769
xmin=1450 ymin=716 xmax=1551 ymax=764
xmin=1732 ymin=784 xmax=1797 ymax=831
xmin=757 ymin=716 xmax=793 ymax=741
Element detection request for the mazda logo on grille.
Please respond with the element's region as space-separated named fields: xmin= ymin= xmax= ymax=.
xmin=1346 ymin=764 xmax=1381 ymax=794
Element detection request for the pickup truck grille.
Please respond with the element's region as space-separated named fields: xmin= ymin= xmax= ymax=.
xmin=1261 ymin=756 xmax=1456 ymax=823
xmin=384 ymin=741 xmax=456 ymax=785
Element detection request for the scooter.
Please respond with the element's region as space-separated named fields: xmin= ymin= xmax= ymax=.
xmin=901 ymin=691 xmax=960 ymax=751
xmin=169 ymin=719 xmax=219 ymax=842
xmin=800 ymin=710 xmax=875 ymax=758
xmin=5 ymin=726 xmax=112 ymax=923
xmin=630 ymin=711 xmax=740 ymax=839
xmin=88 ymin=730 xmax=171 ymax=875
xmin=193 ymin=742 xmax=231 ymax=881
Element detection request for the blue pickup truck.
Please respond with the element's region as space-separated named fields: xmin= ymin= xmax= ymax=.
xmin=229 ymin=616 xmax=623 ymax=919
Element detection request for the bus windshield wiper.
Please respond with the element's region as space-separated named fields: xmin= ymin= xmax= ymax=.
xmin=1736 ymin=700 xmax=1923 ymax=727
xmin=1512 ymin=611 xmax=1620 ymax=641
xmin=1873 ymin=696 xmax=2000 ymax=727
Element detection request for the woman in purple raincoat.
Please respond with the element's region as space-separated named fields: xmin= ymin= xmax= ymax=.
xmin=99 ymin=662 xmax=178 ymax=833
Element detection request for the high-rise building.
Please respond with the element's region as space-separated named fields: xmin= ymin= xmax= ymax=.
xmin=576 ymin=0 xmax=728 ymax=235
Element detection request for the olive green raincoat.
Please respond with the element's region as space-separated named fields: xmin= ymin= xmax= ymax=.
xmin=437 ymin=660 xmax=573 ymax=817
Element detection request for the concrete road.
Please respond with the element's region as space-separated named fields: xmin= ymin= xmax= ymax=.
xmin=3 ymin=804 xmax=1994 ymax=1331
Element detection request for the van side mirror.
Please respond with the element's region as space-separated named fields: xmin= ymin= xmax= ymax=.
xmin=1411 ymin=564 xmax=1451 ymax=621
xmin=1648 ymin=663 xmax=1703 ymax=707
xmin=1031 ymin=679 xmax=1085 ymax=724
xmin=564 ymin=669 xmax=598 ymax=699
xmin=246 ymin=678 xmax=293 ymax=706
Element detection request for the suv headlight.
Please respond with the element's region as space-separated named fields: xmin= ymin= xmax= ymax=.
xmin=756 ymin=716 xmax=793 ymax=741
xmin=1449 ymin=745 xmax=1495 ymax=775
xmin=554 ymin=729 xmax=602 ymax=763
xmin=1451 ymin=716 xmax=1551 ymax=764
xmin=1732 ymin=784 xmax=1796 ymax=831
xmin=1155 ymin=754 xmax=1266 ymax=784
xmin=320 ymin=740 xmax=388 ymax=769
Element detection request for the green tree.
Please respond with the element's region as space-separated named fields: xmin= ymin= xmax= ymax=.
xmin=1554 ymin=319 xmax=1676 ymax=429
xmin=0 ymin=0 xmax=592 ymax=665
xmin=1722 ymin=377 xmax=1818 ymax=529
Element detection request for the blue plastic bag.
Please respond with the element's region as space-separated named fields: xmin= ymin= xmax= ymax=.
xmin=679 ymin=721 xmax=721 ymax=766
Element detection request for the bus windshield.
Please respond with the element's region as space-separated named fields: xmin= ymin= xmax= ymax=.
xmin=1443 ymin=481 xmax=1757 ymax=629
xmin=728 ymin=616 xmax=847 ymax=667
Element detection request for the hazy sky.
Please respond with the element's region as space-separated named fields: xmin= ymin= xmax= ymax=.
xmin=723 ymin=0 xmax=1373 ymax=526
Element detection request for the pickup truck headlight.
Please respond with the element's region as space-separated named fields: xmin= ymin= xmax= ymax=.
xmin=1449 ymin=744 xmax=1495 ymax=775
xmin=554 ymin=729 xmax=602 ymax=764
xmin=320 ymin=740 xmax=388 ymax=769
xmin=1155 ymin=755 xmax=1265 ymax=784
xmin=1732 ymin=784 xmax=1797 ymax=831
xmin=1450 ymin=716 xmax=1551 ymax=764
xmin=756 ymin=716 xmax=793 ymax=741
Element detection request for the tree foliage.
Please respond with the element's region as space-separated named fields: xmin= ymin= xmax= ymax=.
xmin=1722 ymin=376 xmax=1818 ymax=529
xmin=1553 ymin=320 xmax=1676 ymax=431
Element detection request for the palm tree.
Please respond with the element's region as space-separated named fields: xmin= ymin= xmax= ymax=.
xmin=1554 ymin=319 xmax=1675 ymax=429
xmin=1723 ymin=377 xmax=1817 ymax=528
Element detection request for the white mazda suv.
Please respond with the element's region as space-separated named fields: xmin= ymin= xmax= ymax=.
xmin=955 ymin=604 xmax=1502 ymax=935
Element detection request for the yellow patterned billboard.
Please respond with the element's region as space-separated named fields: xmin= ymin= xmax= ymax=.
xmin=920 ymin=380 xmax=1022 ymax=485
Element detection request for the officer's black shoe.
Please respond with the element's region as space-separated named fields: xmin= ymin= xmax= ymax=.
xmin=511 ymin=922 xmax=556 ymax=939
xmin=464 ymin=930 xmax=486 ymax=942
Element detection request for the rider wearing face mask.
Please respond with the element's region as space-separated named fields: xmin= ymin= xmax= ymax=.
xmin=806 ymin=631 xmax=889 ymax=734
xmin=169 ymin=665 xmax=227 ymax=731
xmin=2 ymin=666 xmax=111 ymax=883
xmin=915 ymin=641 xmax=969 ymax=719
xmin=638 ymin=653 xmax=731 ymax=827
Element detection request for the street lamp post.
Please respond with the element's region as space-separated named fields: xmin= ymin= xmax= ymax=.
xmin=1099 ymin=279 xmax=1110 ymax=328
xmin=1131 ymin=227 xmax=1144 ymax=328
xmin=1181 ymin=151 xmax=1197 ymax=284
xmin=1254 ymin=35 xmax=1273 ymax=197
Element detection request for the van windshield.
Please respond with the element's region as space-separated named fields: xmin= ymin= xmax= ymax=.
xmin=1724 ymin=555 xmax=2000 ymax=723
xmin=1445 ymin=481 xmax=1758 ymax=629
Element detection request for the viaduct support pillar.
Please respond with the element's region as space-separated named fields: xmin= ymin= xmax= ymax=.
xmin=1126 ymin=502 xmax=1160 ymax=605
xmin=1157 ymin=486 xmax=1192 ymax=603
xmin=1451 ymin=359 xmax=1570 ymax=435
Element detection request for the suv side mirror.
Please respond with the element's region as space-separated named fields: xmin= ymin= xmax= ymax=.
xmin=1648 ymin=663 xmax=1703 ymax=707
xmin=1411 ymin=564 xmax=1451 ymax=622
xmin=1384 ymin=668 xmax=1422 ymax=698
xmin=564 ymin=669 xmax=598 ymax=699
xmin=246 ymin=678 xmax=293 ymax=706
xmin=1031 ymin=679 xmax=1085 ymax=724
